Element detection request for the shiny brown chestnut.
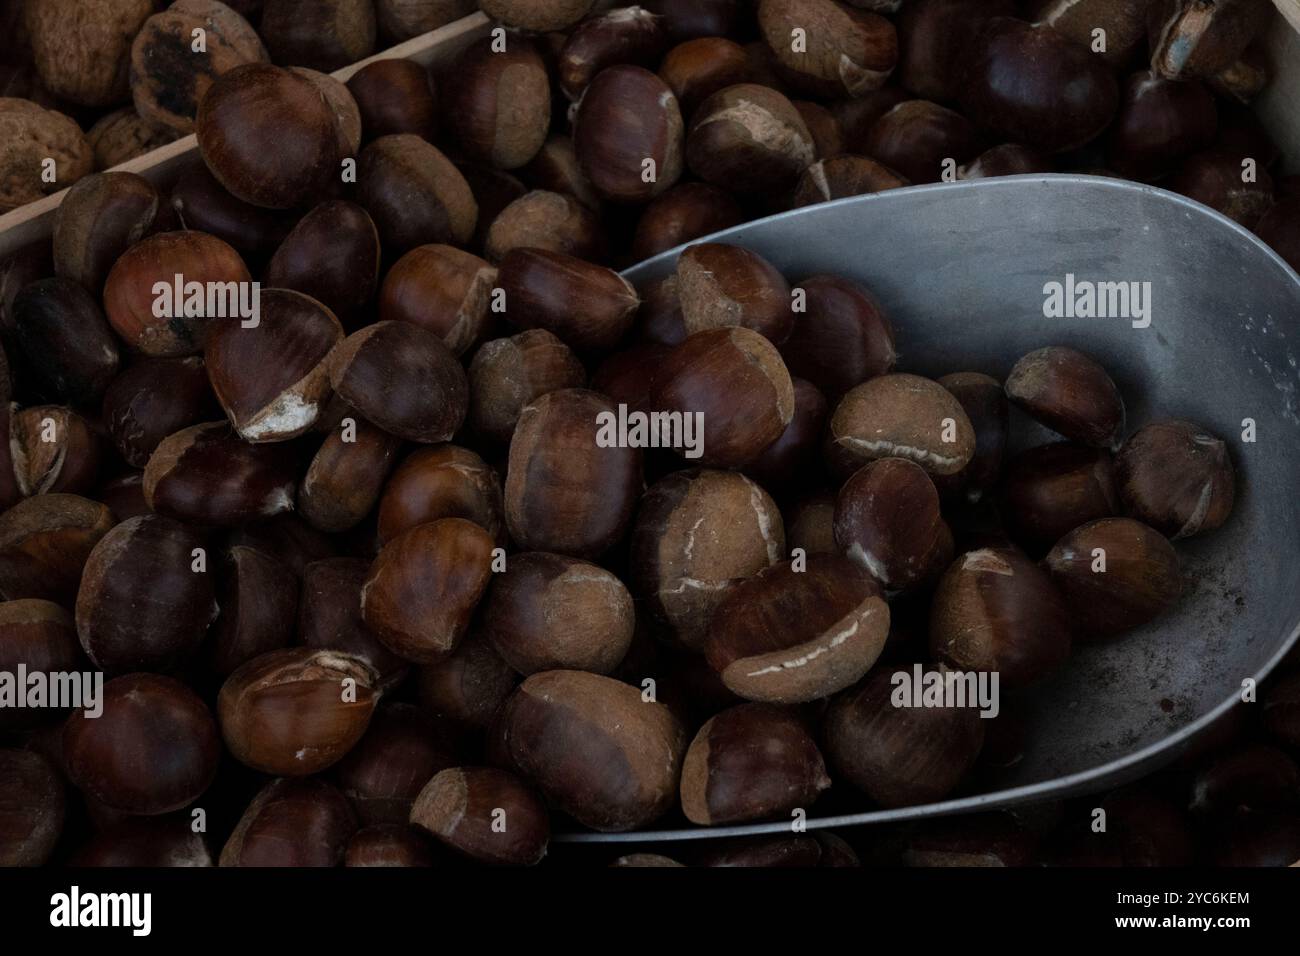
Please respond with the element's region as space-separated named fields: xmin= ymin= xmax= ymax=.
xmin=558 ymin=6 xmax=668 ymax=101
xmin=52 ymin=171 xmax=159 ymax=294
xmin=264 ymin=200 xmax=381 ymax=324
xmin=208 ymin=543 xmax=299 ymax=676
xmin=930 ymin=548 xmax=1072 ymax=686
xmin=999 ymin=442 xmax=1119 ymax=555
xmin=335 ymin=703 xmax=457 ymax=825
xmin=377 ymin=445 xmax=504 ymax=546
xmin=484 ymin=190 xmax=604 ymax=264
xmin=0 ymin=494 xmax=114 ymax=603
xmin=10 ymin=406 xmax=101 ymax=497
xmin=0 ymin=600 xmax=82 ymax=730
xmin=959 ymin=143 xmax=1052 ymax=179
xmin=687 ymin=84 xmax=816 ymax=195
xmin=102 ymin=356 xmax=221 ymax=468
xmin=411 ymin=766 xmax=550 ymax=865
xmin=468 ymin=329 xmax=586 ymax=446
xmin=824 ymin=667 xmax=985 ymax=808
xmin=168 ymin=163 xmax=295 ymax=265
xmin=706 ymin=554 xmax=889 ymax=703
xmin=505 ymin=389 xmax=642 ymax=558
xmin=896 ymin=0 xmax=1014 ymax=103
xmin=219 ymin=648 xmax=379 ymax=775
xmin=782 ymin=274 xmax=895 ymax=397
xmin=344 ymin=825 xmax=433 ymax=867
xmin=744 ymin=377 xmax=829 ymax=495
xmin=0 ymin=749 xmax=65 ymax=866
xmin=864 ymin=100 xmax=979 ymax=184
xmin=220 ymin=778 xmax=357 ymax=867
xmin=520 ymin=135 xmax=602 ymax=212
xmin=361 ymin=517 xmax=495 ymax=663
xmin=479 ymin=0 xmax=596 ymax=32
xmin=1170 ymin=150 xmax=1274 ymax=228
xmin=1115 ymin=419 xmax=1235 ymax=539
xmin=299 ymin=557 xmax=409 ymax=685
xmin=795 ymin=101 xmax=845 ymax=161
xmin=75 ymin=514 xmax=217 ymax=673
xmin=792 ymin=155 xmax=910 ymax=206
xmin=786 ymin=490 xmax=838 ymax=556
xmin=646 ymin=0 xmax=741 ymax=39
xmin=260 ymin=0 xmax=376 ymax=71
xmin=594 ymin=343 xmax=673 ymax=409
xmin=498 ymin=248 xmax=639 ymax=352
xmin=828 ymin=373 xmax=976 ymax=478
xmin=1005 ymin=346 xmax=1126 ymax=449
xmin=658 ymin=37 xmax=752 ymax=119
xmin=442 ymin=36 xmax=549 ymax=171
xmin=1107 ymin=71 xmax=1217 ymax=181
xmin=757 ymin=0 xmax=897 ymax=97
xmin=681 ymin=703 xmax=831 ymax=826
xmin=64 ymin=673 xmax=220 ymax=814
xmin=356 ymin=134 xmax=478 ymax=253
xmin=677 ymin=243 xmax=793 ymax=345
xmin=12 ymin=278 xmax=119 ymax=403
xmin=631 ymin=183 xmax=744 ymax=262
xmin=499 ymin=669 xmax=687 ymax=832
xmin=379 ymin=244 xmax=495 ymax=355
xmin=936 ymin=372 xmax=1009 ymax=502
xmin=417 ymin=635 xmax=519 ymax=732
xmin=70 ymin=815 xmax=214 ymax=867
xmin=575 ymin=65 xmax=684 ymax=204
xmin=346 ymin=58 xmax=437 ymax=142
xmin=300 ymin=417 xmax=402 ymax=534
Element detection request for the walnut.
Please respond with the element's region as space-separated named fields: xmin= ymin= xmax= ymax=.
xmin=25 ymin=0 xmax=154 ymax=107
xmin=86 ymin=107 xmax=183 ymax=170
xmin=376 ymin=0 xmax=476 ymax=44
xmin=0 ymin=98 xmax=94 ymax=211
xmin=130 ymin=0 xmax=268 ymax=133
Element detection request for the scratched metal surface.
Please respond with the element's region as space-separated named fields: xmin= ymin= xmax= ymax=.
xmin=562 ymin=176 xmax=1300 ymax=843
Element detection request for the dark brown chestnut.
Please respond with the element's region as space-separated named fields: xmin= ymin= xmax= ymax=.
xmin=631 ymin=183 xmax=744 ymax=262
xmin=498 ymin=248 xmax=639 ymax=352
xmin=575 ymin=65 xmax=684 ymax=204
xmin=261 ymin=0 xmax=376 ymax=72
xmin=344 ymin=825 xmax=433 ymax=867
xmin=687 ymin=84 xmax=815 ymax=195
xmin=744 ymin=377 xmax=829 ymax=495
xmin=356 ymin=134 xmax=478 ymax=253
xmin=757 ymin=0 xmax=897 ymax=97
xmin=0 ymin=599 xmax=82 ymax=730
xmin=0 ymin=494 xmax=114 ymax=603
xmin=646 ymin=0 xmax=741 ymax=39
xmin=792 ymin=154 xmax=910 ymax=206
xmin=417 ymin=634 xmax=519 ymax=732
xmin=468 ymin=330 xmax=586 ymax=446
xmin=12 ymin=277 xmax=120 ymax=404
xmin=677 ymin=242 xmax=793 ymax=345
xmin=865 ymin=100 xmax=979 ymax=184
xmin=0 ymin=749 xmax=65 ymax=866
xmin=264 ymin=200 xmax=381 ymax=324
xmin=209 ymin=543 xmax=299 ymax=676
xmin=335 ymin=703 xmax=457 ymax=825
xmin=558 ymin=7 xmax=668 ymax=101
xmin=1263 ymin=670 xmax=1300 ymax=751
xmin=1005 ymin=345 xmax=1125 ymax=449
xmin=410 ymin=766 xmax=550 ymax=865
xmin=220 ymin=777 xmax=357 ymax=867
xmin=1107 ymin=71 xmax=1217 ymax=181
xmin=1189 ymin=743 xmax=1298 ymax=817
xmin=959 ymin=143 xmax=1052 ymax=179
xmin=999 ymin=442 xmax=1119 ymax=555
xmin=300 ymin=416 xmax=402 ymax=534
xmin=897 ymin=0 xmax=1014 ymax=103
xmin=441 ymin=35 xmax=549 ymax=170
xmin=484 ymin=189 xmax=604 ymax=264
xmin=70 ymin=815 xmax=214 ymax=867
xmin=9 ymin=405 xmax=101 ymax=497
xmin=1170 ymin=149 xmax=1275 ymax=228
xmin=52 ymin=171 xmax=159 ymax=294
xmin=168 ymin=163 xmax=295 ymax=265
xmin=102 ymin=357 xmax=221 ymax=468
xmin=347 ymin=57 xmax=437 ymax=142
xmin=299 ymin=557 xmax=409 ymax=685
xmin=1114 ymin=419 xmax=1235 ymax=539
xmin=377 ymin=445 xmax=503 ymax=546
xmin=658 ymin=37 xmax=752 ymax=119
xmin=828 ymin=373 xmax=975 ymax=478
xmin=936 ymin=371 xmax=1009 ymax=502
xmin=379 ymin=244 xmax=495 ymax=355
xmin=782 ymin=274 xmax=895 ymax=397
xmin=1148 ymin=0 xmax=1273 ymax=82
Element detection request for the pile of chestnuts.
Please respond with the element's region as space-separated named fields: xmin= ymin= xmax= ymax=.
xmin=0 ymin=0 xmax=1297 ymax=870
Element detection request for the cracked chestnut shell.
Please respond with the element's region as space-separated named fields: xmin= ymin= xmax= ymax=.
xmin=410 ymin=766 xmax=549 ymax=865
xmin=1115 ymin=419 xmax=1235 ymax=539
xmin=686 ymin=84 xmax=815 ymax=195
xmin=1005 ymin=346 xmax=1125 ymax=449
xmin=102 ymin=356 xmax=221 ymax=468
xmin=757 ymin=0 xmax=897 ymax=98
xmin=676 ymin=243 xmax=793 ymax=345
xmin=828 ymin=373 xmax=975 ymax=478
xmin=0 ymin=494 xmax=114 ymax=603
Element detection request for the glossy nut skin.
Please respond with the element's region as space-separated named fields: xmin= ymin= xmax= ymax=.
xmin=792 ymin=155 xmax=910 ymax=206
xmin=1115 ymin=420 xmax=1235 ymax=539
xmin=264 ymin=201 xmax=381 ymax=324
xmin=144 ymin=422 xmax=297 ymax=525
xmin=347 ymin=57 xmax=437 ymax=141
xmin=1107 ymin=72 xmax=1217 ymax=181
xmin=828 ymin=373 xmax=975 ymax=478
xmin=757 ymin=0 xmax=897 ymax=97
xmin=328 ymin=321 xmax=468 ymax=443
xmin=219 ymin=648 xmax=378 ymax=775
xmin=897 ymin=0 xmax=1014 ymax=103
xmin=959 ymin=143 xmax=1053 ymax=179
xmin=960 ymin=18 xmax=1119 ymax=154
xmin=208 ymin=543 xmax=299 ymax=676
xmin=379 ymin=244 xmax=496 ymax=355
xmin=505 ymin=389 xmax=642 ymax=558
xmin=631 ymin=183 xmax=744 ymax=262
xmin=361 ymin=518 xmax=495 ymax=663
xmin=558 ymin=7 xmax=668 ymax=101
xmin=10 ymin=406 xmax=101 ymax=497
xmin=677 ymin=243 xmax=793 ymax=345
xmin=1046 ymin=517 xmax=1182 ymax=639
xmin=299 ymin=558 xmax=409 ymax=685
xmin=936 ymin=371 xmax=1009 ymax=502
xmin=13 ymin=277 xmax=120 ymax=403
xmin=443 ymin=36 xmax=550 ymax=170
xmin=521 ymin=135 xmax=601 ymax=212
xmin=102 ymin=230 xmax=251 ymax=356
xmin=658 ymin=37 xmax=752 ymax=118
xmin=706 ymin=554 xmax=889 ymax=703
xmin=167 ymin=163 xmax=295 ymax=265
xmin=220 ymin=778 xmax=357 ymax=867
xmin=261 ymin=0 xmax=376 ymax=72
xmin=744 ymin=377 xmax=829 ymax=495
xmin=930 ymin=548 xmax=1072 ymax=687
xmin=1005 ymin=346 xmax=1125 ymax=449
xmin=479 ymin=0 xmax=596 ymax=32
xmin=377 ymin=445 xmax=504 ymax=546
xmin=468 ymin=330 xmax=586 ymax=446
xmin=782 ymin=274 xmax=895 ymax=397
xmin=204 ymin=288 xmax=344 ymax=443
xmin=499 ymin=669 xmax=687 ymax=832
xmin=335 ymin=703 xmax=456 ymax=825
xmin=575 ymin=65 xmax=684 ymax=204
xmin=498 ymin=248 xmax=639 ymax=352
xmin=687 ymin=84 xmax=816 ymax=195
xmin=483 ymin=552 xmax=634 ymax=675
xmin=824 ymin=668 xmax=985 ymax=808
xmin=864 ymin=100 xmax=979 ymax=185
xmin=0 ymin=600 xmax=82 ymax=730
xmin=410 ymin=767 xmax=549 ymax=865
xmin=75 ymin=515 xmax=217 ymax=673
xmin=680 ymin=703 xmax=831 ymax=826
xmin=1170 ymin=150 xmax=1275 ymax=228
xmin=356 ymin=134 xmax=478 ymax=253
xmin=648 ymin=0 xmax=742 ymax=39
xmin=64 ymin=674 xmax=220 ymax=815
xmin=300 ymin=417 xmax=402 ymax=534
xmin=484 ymin=190 xmax=604 ymax=264
xmin=0 ymin=495 xmax=114 ymax=603
xmin=652 ymin=327 xmax=795 ymax=469
xmin=999 ymin=442 xmax=1118 ymax=555
xmin=0 ymin=750 xmax=65 ymax=866
xmin=52 ymin=171 xmax=159 ymax=294
xmin=344 ymin=826 xmax=433 ymax=867
xmin=102 ymin=356 xmax=221 ymax=468
xmin=835 ymin=458 xmax=953 ymax=593
xmin=417 ymin=635 xmax=519 ymax=731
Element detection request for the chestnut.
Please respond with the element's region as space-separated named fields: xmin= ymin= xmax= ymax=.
xmin=959 ymin=143 xmax=1053 ymax=179
xmin=102 ymin=356 xmax=221 ymax=468
xmin=219 ymin=648 xmax=379 ymax=775
xmin=204 ymin=288 xmax=344 ymax=443
xmin=1114 ymin=419 xmax=1235 ymax=539
xmin=12 ymin=277 xmax=120 ymax=404
xmin=700 ymin=836 xmax=836 ymax=868
xmin=482 ymin=552 xmax=634 ymax=676
xmin=647 ymin=0 xmax=742 ymax=39
xmin=356 ymin=134 xmax=478 ymax=253
xmin=10 ymin=405 xmax=101 ymax=497
xmin=0 ymin=494 xmax=114 ymax=603
xmin=505 ymin=389 xmax=642 ymax=558
xmin=520 ymin=135 xmax=602 ymax=212
xmin=681 ymin=703 xmax=831 ymax=825
xmin=64 ymin=673 xmax=220 ymax=815
xmin=335 ymin=703 xmax=457 ymax=825
xmin=379 ymin=244 xmax=496 ymax=355
xmin=930 ymin=547 xmax=1072 ymax=686
xmin=299 ymin=557 xmax=409 ymax=685
xmin=300 ymin=417 xmax=402 ymax=534
xmin=1264 ymin=671 xmax=1300 ymax=751
xmin=499 ymin=669 xmax=686 ymax=832
xmin=824 ymin=668 xmax=985 ymax=808
xmin=835 ymin=457 xmax=954 ymax=593
xmin=499 ymin=248 xmax=639 ymax=352
xmin=676 ymin=243 xmax=793 ymax=345
xmin=410 ymin=767 xmax=550 ymax=865
xmin=230 ymin=514 xmax=338 ymax=578
xmin=795 ymin=101 xmax=845 ymax=161
xmin=168 ymin=163 xmax=296 ymax=266
xmin=344 ymin=826 xmax=433 ymax=867
xmin=828 ymin=373 xmax=976 ymax=478
xmin=999 ymin=442 xmax=1119 ymax=555
xmin=208 ymin=543 xmax=299 ymax=676
xmin=102 ymin=230 xmax=251 ymax=356
xmin=144 ymin=422 xmax=297 ymax=525
xmin=960 ymin=18 xmax=1119 ymax=154
xmin=658 ymin=37 xmax=752 ymax=119
xmin=631 ymin=183 xmax=744 ymax=262
xmin=377 ymin=445 xmax=504 ymax=546
xmin=594 ymin=342 xmax=672 ymax=409
xmin=0 ymin=749 xmax=65 ymax=866
xmin=757 ymin=0 xmax=897 ymax=97
xmin=901 ymin=812 xmax=1036 ymax=867
xmin=936 ymin=371 xmax=1009 ymax=502
xmin=296 ymin=68 xmax=363 ymax=155
xmin=1148 ymin=0 xmax=1273 ymax=82
xmin=479 ymin=0 xmax=596 ymax=32
xmin=687 ymin=84 xmax=816 ymax=195
xmin=220 ymin=777 xmax=357 ymax=867
xmin=328 ymin=321 xmax=468 ymax=443
xmin=782 ymin=273 xmax=895 ymax=397
xmin=706 ymin=554 xmax=889 ymax=703
xmin=1170 ymin=150 xmax=1275 ymax=228
xmin=417 ymin=635 xmax=519 ymax=732
xmin=75 ymin=514 xmax=218 ymax=673
xmin=264 ymin=200 xmax=381 ymax=324
xmin=376 ymin=0 xmax=476 ymax=43
xmin=744 ymin=377 xmax=829 ymax=495
xmin=442 ymin=36 xmax=550 ymax=171
xmin=196 ymin=63 xmax=342 ymax=209
xmin=558 ymin=7 xmax=668 ymax=101
xmin=70 ymin=816 xmax=213 ymax=867
xmin=896 ymin=0 xmax=1014 ymax=103
xmin=484 ymin=190 xmax=604 ymax=264
xmin=361 ymin=517 xmax=495 ymax=663
xmin=99 ymin=473 xmax=151 ymax=523
xmin=610 ymin=853 xmax=685 ymax=867
xmin=1005 ymin=346 xmax=1125 ymax=449
xmin=468 ymin=330 xmax=586 ymax=446
xmin=652 ymin=327 xmax=795 ymax=468
xmin=0 ymin=599 xmax=82 ymax=730
xmin=1188 ymin=743 xmax=1299 ymax=817
xmin=792 ymin=155 xmax=911 ymax=206
xmin=260 ymin=0 xmax=376 ymax=72
xmin=52 ymin=171 xmax=159 ymax=294
xmin=786 ymin=490 xmax=837 ymax=556
xmin=1107 ymin=71 xmax=1217 ymax=181
xmin=864 ymin=100 xmax=979 ymax=185
xmin=575 ymin=65 xmax=684 ymax=204
xmin=347 ymin=58 xmax=437 ymax=142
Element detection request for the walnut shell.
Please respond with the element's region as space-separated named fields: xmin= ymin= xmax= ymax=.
xmin=0 ymin=98 xmax=93 ymax=211
xmin=25 ymin=0 xmax=153 ymax=107
xmin=86 ymin=108 xmax=182 ymax=170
